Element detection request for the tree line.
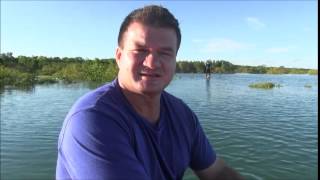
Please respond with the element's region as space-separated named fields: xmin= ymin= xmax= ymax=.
xmin=0 ymin=52 xmax=118 ymax=87
xmin=0 ymin=52 xmax=317 ymax=88
xmin=176 ymin=60 xmax=317 ymax=74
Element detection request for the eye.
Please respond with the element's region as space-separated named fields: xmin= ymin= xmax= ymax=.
xmin=133 ymin=49 xmax=148 ymax=54
xmin=129 ymin=49 xmax=149 ymax=59
xmin=158 ymin=50 xmax=173 ymax=57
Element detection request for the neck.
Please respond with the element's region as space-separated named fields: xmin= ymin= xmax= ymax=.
xmin=121 ymin=89 xmax=161 ymax=124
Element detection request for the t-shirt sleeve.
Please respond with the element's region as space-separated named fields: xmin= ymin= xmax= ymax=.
xmin=56 ymin=109 xmax=149 ymax=180
xmin=189 ymin=111 xmax=217 ymax=171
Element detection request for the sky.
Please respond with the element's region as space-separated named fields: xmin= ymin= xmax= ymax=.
xmin=1 ymin=1 xmax=318 ymax=69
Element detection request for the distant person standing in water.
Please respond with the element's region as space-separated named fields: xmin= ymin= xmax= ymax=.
xmin=56 ymin=5 xmax=244 ymax=180
xmin=205 ymin=60 xmax=212 ymax=79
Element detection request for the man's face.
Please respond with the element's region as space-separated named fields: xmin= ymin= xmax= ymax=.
xmin=116 ymin=22 xmax=177 ymax=96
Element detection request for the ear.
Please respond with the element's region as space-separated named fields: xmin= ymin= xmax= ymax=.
xmin=115 ymin=47 xmax=122 ymax=66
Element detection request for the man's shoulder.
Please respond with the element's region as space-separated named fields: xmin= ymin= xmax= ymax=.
xmin=162 ymin=91 xmax=200 ymax=136
xmin=162 ymin=91 xmax=183 ymax=104
xmin=68 ymin=80 xmax=120 ymax=116
xmin=162 ymin=91 xmax=193 ymax=114
xmin=60 ymin=79 xmax=132 ymax=141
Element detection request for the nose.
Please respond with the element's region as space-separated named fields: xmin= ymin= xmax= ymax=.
xmin=143 ymin=51 xmax=160 ymax=69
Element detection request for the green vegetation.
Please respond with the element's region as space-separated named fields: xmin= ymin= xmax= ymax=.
xmin=307 ymin=69 xmax=318 ymax=75
xmin=0 ymin=52 xmax=118 ymax=88
xmin=0 ymin=52 xmax=317 ymax=88
xmin=0 ymin=65 xmax=34 ymax=87
xmin=36 ymin=75 xmax=59 ymax=84
xmin=249 ymin=82 xmax=280 ymax=89
xmin=176 ymin=60 xmax=318 ymax=75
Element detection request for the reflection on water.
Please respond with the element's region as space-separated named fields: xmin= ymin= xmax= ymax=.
xmin=1 ymin=74 xmax=318 ymax=180
xmin=0 ymin=81 xmax=106 ymax=95
xmin=0 ymin=85 xmax=35 ymax=95
xmin=205 ymin=78 xmax=211 ymax=100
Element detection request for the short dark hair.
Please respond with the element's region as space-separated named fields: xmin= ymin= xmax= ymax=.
xmin=117 ymin=5 xmax=181 ymax=51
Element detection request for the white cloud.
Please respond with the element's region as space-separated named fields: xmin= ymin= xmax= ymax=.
xmin=201 ymin=38 xmax=253 ymax=53
xmin=192 ymin=39 xmax=205 ymax=43
xmin=265 ymin=47 xmax=290 ymax=53
xmin=246 ymin=17 xmax=266 ymax=30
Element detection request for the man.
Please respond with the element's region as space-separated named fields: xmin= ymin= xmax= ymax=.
xmin=205 ymin=60 xmax=212 ymax=79
xmin=56 ymin=5 xmax=244 ymax=180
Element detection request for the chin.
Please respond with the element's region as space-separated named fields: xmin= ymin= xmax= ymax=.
xmin=141 ymin=87 xmax=162 ymax=93
xmin=137 ymin=85 xmax=164 ymax=95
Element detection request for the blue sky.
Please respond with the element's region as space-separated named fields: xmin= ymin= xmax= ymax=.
xmin=1 ymin=1 xmax=318 ymax=69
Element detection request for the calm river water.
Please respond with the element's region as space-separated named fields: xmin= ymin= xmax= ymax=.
xmin=0 ymin=73 xmax=318 ymax=180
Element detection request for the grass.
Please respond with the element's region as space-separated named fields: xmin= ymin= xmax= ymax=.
xmin=249 ymin=82 xmax=280 ymax=89
xmin=304 ymin=84 xmax=312 ymax=88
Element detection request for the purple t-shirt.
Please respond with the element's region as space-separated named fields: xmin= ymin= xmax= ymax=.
xmin=56 ymin=79 xmax=216 ymax=180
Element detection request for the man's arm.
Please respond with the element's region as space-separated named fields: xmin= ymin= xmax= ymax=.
xmin=194 ymin=157 xmax=245 ymax=180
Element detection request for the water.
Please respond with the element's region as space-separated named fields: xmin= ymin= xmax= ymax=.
xmin=0 ymin=74 xmax=318 ymax=180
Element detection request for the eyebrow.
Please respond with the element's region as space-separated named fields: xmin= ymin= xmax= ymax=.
xmin=159 ymin=47 xmax=175 ymax=53
xmin=133 ymin=42 xmax=175 ymax=52
xmin=134 ymin=43 xmax=147 ymax=49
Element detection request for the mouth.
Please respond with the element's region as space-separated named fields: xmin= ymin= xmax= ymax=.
xmin=140 ymin=72 xmax=161 ymax=78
